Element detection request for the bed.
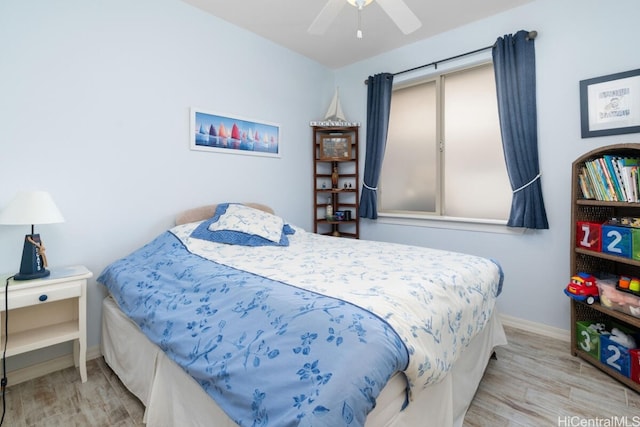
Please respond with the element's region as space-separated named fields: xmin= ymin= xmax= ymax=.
xmin=98 ymin=203 xmax=507 ymax=427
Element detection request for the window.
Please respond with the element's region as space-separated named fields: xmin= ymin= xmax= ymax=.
xmin=379 ymin=62 xmax=511 ymax=222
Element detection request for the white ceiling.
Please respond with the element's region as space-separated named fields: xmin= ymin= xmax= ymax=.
xmin=181 ymin=0 xmax=536 ymax=69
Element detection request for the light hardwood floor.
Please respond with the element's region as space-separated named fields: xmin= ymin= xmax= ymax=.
xmin=2 ymin=326 xmax=639 ymax=426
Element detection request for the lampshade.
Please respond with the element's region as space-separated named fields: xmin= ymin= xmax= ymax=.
xmin=0 ymin=191 xmax=65 ymax=225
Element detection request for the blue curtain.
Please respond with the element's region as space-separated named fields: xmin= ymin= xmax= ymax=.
xmin=359 ymin=73 xmax=394 ymax=219
xmin=493 ymin=30 xmax=549 ymax=229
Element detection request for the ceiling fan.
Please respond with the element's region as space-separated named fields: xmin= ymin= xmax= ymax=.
xmin=308 ymin=0 xmax=421 ymax=38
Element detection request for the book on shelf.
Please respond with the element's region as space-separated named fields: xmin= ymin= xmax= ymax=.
xmin=602 ymin=155 xmax=627 ymax=202
xmin=620 ymin=157 xmax=639 ymax=202
xmin=596 ymin=158 xmax=617 ymax=201
xmin=580 ymin=156 xmax=640 ymax=202
xmin=582 ymin=162 xmax=605 ymax=200
xmin=577 ymin=169 xmax=593 ymax=200
xmin=589 ymin=159 xmax=613 ymax=200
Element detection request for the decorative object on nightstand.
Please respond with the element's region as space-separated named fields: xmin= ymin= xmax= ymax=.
xmin=0 ymin=191 xmax=65 ymax=280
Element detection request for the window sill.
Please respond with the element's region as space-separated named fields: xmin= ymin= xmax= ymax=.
xmin=375 ymin=212 xmax=525 ymax=235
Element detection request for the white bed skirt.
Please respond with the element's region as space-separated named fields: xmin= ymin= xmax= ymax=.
xmin=101 ymin=296 xmax=506 ymax=427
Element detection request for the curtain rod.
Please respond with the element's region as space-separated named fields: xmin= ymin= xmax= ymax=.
xmin=364 ymin=30 xmax=538 ymax=84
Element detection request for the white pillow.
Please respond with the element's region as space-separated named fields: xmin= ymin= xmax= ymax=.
xmin=208 ymin=204 xmax=284 ymax=243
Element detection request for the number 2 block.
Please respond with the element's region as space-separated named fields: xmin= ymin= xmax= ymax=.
xmin=601 ymin=225 xmax=632 ymax=258
xmin=576 ymin=222 xmax=602 ymax=252
xmin=600 ymin=334 xmax=631 ymax=377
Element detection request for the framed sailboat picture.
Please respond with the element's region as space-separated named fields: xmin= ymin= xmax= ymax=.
xmin=190 ymin=107 xmax=281 ymax=157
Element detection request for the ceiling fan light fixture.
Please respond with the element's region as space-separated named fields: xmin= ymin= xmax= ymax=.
xmin=347 ymin=0 xmax=374 ymax=10
xmin=308 ymin=0 xmax=421 ymax=37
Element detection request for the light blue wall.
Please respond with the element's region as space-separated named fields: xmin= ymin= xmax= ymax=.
xmin=0 ymin=0 xmax=333 ymax=370
xmin=335 ymin=0 xmax=640 ymax=331
xmin=1 ymin=0 xmax=639 ymax=372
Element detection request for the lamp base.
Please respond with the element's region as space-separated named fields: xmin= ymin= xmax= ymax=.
xmin=13 ymin=233 xmax=49 ymax=281
xmin=14 ymin=269 xmax=50 ymax=281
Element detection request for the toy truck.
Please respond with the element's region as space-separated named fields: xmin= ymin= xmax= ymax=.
xmin=564 ymin=272 xmax=599 ymax=305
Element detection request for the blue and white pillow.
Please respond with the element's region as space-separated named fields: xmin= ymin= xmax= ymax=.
xmin=191 ymin=203 xmax=294 ymax=247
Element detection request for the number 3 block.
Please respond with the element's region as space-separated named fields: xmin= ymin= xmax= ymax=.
xmin=601 ymin=225 xmax=632 ymax=258
xmin=576 ymin=222 xmax=602 ymax=252
xmin=576 ymin=321 xmax=600 ymax=359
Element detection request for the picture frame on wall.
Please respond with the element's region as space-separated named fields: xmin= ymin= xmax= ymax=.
xmin=580 ymin=68 xmax=640 ymax=138
xmin=190 ymin=107 xmax=280 ymax=157
xmin=319 ymin=135 xmax=352 ymax=160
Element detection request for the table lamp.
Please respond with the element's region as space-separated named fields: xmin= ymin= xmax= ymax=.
xmin=0 ymin=191 xmax=65 ymax=280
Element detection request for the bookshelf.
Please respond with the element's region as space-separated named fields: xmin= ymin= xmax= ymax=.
xmin=570 ymin=143 xmax=640 ymax=392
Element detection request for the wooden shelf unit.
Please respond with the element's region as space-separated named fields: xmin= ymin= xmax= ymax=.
xmin=570 ymin=143 xmax=640 ymax=393
xmin=312 ymin=125 xmax=360 ymax=239
xmin=571 ymin=299 xmax=640 ymax=392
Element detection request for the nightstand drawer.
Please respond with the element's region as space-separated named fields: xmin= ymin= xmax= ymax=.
xmin=1 ymin=281 xmax=82 ymax=310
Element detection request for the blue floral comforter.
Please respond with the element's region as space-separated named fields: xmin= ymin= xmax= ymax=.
xmin=98 ymin=223 xmax=502 ymax=427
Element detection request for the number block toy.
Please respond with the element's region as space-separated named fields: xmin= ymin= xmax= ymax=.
xmin=576 ymin=222 xmax=602 ymax=252
xmin=632 ymin=229 xmax=640 ymax=261
xmin=576 ymin=321 xmax=602 ymax=359
xmin=631 ymin=349 xmax=640 ymax=384
xmin=601 ymin=225 xmax=632 ymax=258
xmin=600 ymin=334 xmax=632 ymax=377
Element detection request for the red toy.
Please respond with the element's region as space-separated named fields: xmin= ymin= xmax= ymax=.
xmin=565 ymin=272 xmax=600 ymax=305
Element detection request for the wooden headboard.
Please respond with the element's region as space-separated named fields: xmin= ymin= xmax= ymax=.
xmin=175 ymin=203 xmax=275 ymax=225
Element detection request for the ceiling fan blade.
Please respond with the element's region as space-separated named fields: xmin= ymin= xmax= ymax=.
xmin=308 ymin=0 xmax=347 ymax=35
xmin=376 ymin=0 xmax=422 ymax=35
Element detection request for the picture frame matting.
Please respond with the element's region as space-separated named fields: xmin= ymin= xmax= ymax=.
xmin=580 ymin=68 xmax=640 ymax=138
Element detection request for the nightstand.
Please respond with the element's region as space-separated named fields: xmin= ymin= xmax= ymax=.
xmin=1 ymin=265 xmax=93 ymax=382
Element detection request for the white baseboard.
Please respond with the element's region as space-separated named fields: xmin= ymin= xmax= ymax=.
xmin=500 ymin=313 xmax=570 ymax=342
xmin=5 ymin=346 xmax=102 ymax=386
